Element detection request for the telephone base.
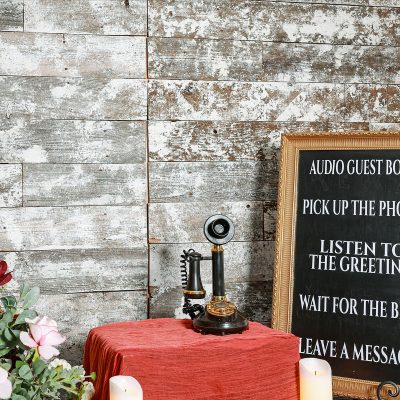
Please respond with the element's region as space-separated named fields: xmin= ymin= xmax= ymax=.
xmin=193 ymin=309 xmax=249 ymax=336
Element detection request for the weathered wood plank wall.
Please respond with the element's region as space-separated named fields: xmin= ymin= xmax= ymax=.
xmin=0 ymin=2 xmax=398 ymax=397
xmin=0 ymin=0 xmax=148 ymax=363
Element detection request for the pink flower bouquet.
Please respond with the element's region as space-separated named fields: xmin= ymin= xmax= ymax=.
xmin=0 ymin=261 xmax=96 ymax=399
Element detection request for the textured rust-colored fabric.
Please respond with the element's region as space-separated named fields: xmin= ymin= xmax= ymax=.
xmin=84 ymin=318 xmax=300 ymax=400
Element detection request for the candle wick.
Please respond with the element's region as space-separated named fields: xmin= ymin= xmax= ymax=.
xmin=315 ymin=371 xmax=317 ymax=376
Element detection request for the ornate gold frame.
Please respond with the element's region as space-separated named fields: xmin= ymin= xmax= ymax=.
xmin=272 ymin=131 xmax=400 ymax=399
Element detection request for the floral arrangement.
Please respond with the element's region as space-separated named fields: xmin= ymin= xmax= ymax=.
xmin=0 ymin=260 xmax=95 ymax=400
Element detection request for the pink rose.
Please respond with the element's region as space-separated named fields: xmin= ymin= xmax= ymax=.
xmin=20 ymin=316 xmax=66 ymax=360
xmin=0 ymin=367 xmax=12 ymax=399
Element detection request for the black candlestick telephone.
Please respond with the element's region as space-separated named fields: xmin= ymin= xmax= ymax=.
xmin=180 ymin=214 xmax=249 ymax=335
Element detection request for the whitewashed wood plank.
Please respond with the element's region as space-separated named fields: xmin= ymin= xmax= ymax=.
xmin=149 ymin=202 xmax=264 ymax=243
xmin=0 ymin=33 xmax=146 ymax=78
xmin=0 ymin=206 xmax=147 ymax=251
xmin=0 ymin=118 xmax=146 ymax=164
xmin=37 ymin=291 xmax=148 ymax=364
xmin=345 ymin=84 xmax=400 ymax=122
xmin=264 ymin=201 xmax=277 ymax=242
xmin=370 ymin=123 xmax=400 ymax=131
xmin=148 ymin=121 xmax=369 ymax=161
xmin=24 ymin=164 xmax=146 ymax=206
xmin=369 ymin=0 xmax=400 ymax=6
xmin=0 ymin=249 xmax=147 ymax=293
xmin=149 ymin=281 xmax=272 ymax=323
xmin=149 ymin=161 xmax=278 ymax=203
xmin=148 ymin=39 xmax=400 ymax=84
xmin=273 ymin=0 xmax=368 ymax=3
xmin=148 ymin=80 xmax=345 ymax=122
xmin=262 ymin=42 xmax=400 ymax=84
xmin=0 ymin=77 xmax=147 ymax=120
xmin=148 ymin=37 xmax=262 ymax=81
xmin=0 ymin=164 xmax=21 ymax=207
xmin=25 ymin=0 xmax=147 ymax=35
xmin=0 ymin=0 xmax=22 ymax=31
xmin=150 ymin=241 xmax=274 ymax=289
xmin=149 ymin=0 xmax=399 ymax=46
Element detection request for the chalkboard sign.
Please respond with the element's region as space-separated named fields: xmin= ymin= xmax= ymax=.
xmin=272 ymin=132 xmax=400 ymax=399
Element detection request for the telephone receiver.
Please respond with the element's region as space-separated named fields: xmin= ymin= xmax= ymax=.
xmin=180 ymin=214 xmax=249 ymax=335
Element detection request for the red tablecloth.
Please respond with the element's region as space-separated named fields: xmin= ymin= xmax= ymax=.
xmin=83 ymin=318 xmax=299 ymax=400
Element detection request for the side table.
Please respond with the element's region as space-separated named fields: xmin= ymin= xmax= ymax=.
xmin=83 ymin=318 xmax=299 ymax=400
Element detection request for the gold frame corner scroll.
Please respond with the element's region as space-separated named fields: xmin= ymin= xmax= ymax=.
xmin=271 ymin=131 xmax=400 ymax=399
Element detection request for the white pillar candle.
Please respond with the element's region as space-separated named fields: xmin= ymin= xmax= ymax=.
xmin=109 ymin=376 xmax=143 ymax=400
xmin=299 ymin=358 xmax=333 ymax=400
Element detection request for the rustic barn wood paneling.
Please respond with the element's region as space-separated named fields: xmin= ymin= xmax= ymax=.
xmin=148 ymin=80 xmax=345 ymax=121
xmin=24 ymin=0 xmax=147 ymax=35
xmin=0 ymin=77 xmax=147 ymax=120
xmin=24 ymin=164 xmax=146 ymax=206
xmin=370 ymin=0 xmax=400 ymax=6
xmin=149 ymin=38 xmax=400 ymax=84
xmin=0 ymin=206 xmax=147 ymax=251
xmin=264 ymin=201 xmax=277 ymax=241
xmin=0 ymin=33 xmax=146 ymax=78
xmin=148 ymin=38 xmax=263 ymax=81
xmin=0 ymin=118 xmax=146 ymax=164
xmin=149 ymin=1 xmax=399 ymax=45
xmin=0 ymin=0 xmax=150 ymax=367
xmin=148 ymin=121 xmax=369 ymax=161
xmin=262 ymin=42 xmax=400 ymax=84
xmin=345 ymin=84 xmax=400 ymax=122
xmin=149 ymin=202 xmax=265 ymax=243
xmin=269 ymin=0 xmax=368 ymax=4
xmin=150 ymin=241 xmax=274 ymax=288
xmin=370 ymin=123 xmax=400 ymax=131
xmin=0 ymin=249 xmax=148 ymax=293
xmin=37 ymin=290 xmax=148 ymax=363
xmin=0 ymin=0 xmax=23 ymax=32
xmin=149 ymin=161 xmax=278 ymax=203
xmin=0 ymin=164 xmax=22 ymax=207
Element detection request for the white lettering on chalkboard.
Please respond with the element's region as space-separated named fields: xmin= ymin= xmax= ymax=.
xmin=300 ymin=338 xmax=400 ymax=365
xmin=296 ymin=154 xmax=400 ymax=372
xmin=301 ymin=199 xmax=400 ymax=217
xmin=309 ymin=159 xmax=385 ymax=175
xmin=307 ymin=240 xmax=400 ymax=275
xmin=302 ymin=199 xmax=330 ymax=215
xmin=299 ymin=337 xmax=337 ymax=358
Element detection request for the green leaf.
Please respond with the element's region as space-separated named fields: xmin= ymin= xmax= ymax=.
xmin=0 ymin=347 xmax=11 ymax=357
xmin=14 ymin=310 xmax=38 ymax=325
xmin=32 ymin=359 xmax=46 ymax=376
xmin=23 ymin=287 xmax=40 ymax=309
xmin=3 ymin=328 xmax=15 ymax=342
xmin=2 ymin=310 xmax=15 ymax=324
xmin=18 ymin=364 xmax=33 ymax=380
xmin=11 ymin=395 xmax=27 ymax=400
xmin=19 ymin=283 xmax=30 ymax=299
xmin=0 ymin=361 xmax=11 ymax=371
xmin=1 ymin=296 xmax=17 ymax=308
xmin=11 ymin=329 xmax=20 ymax=339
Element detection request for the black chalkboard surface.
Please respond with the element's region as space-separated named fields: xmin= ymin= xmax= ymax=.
xmin=272 ymin=133 xmax=400 ymax=399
